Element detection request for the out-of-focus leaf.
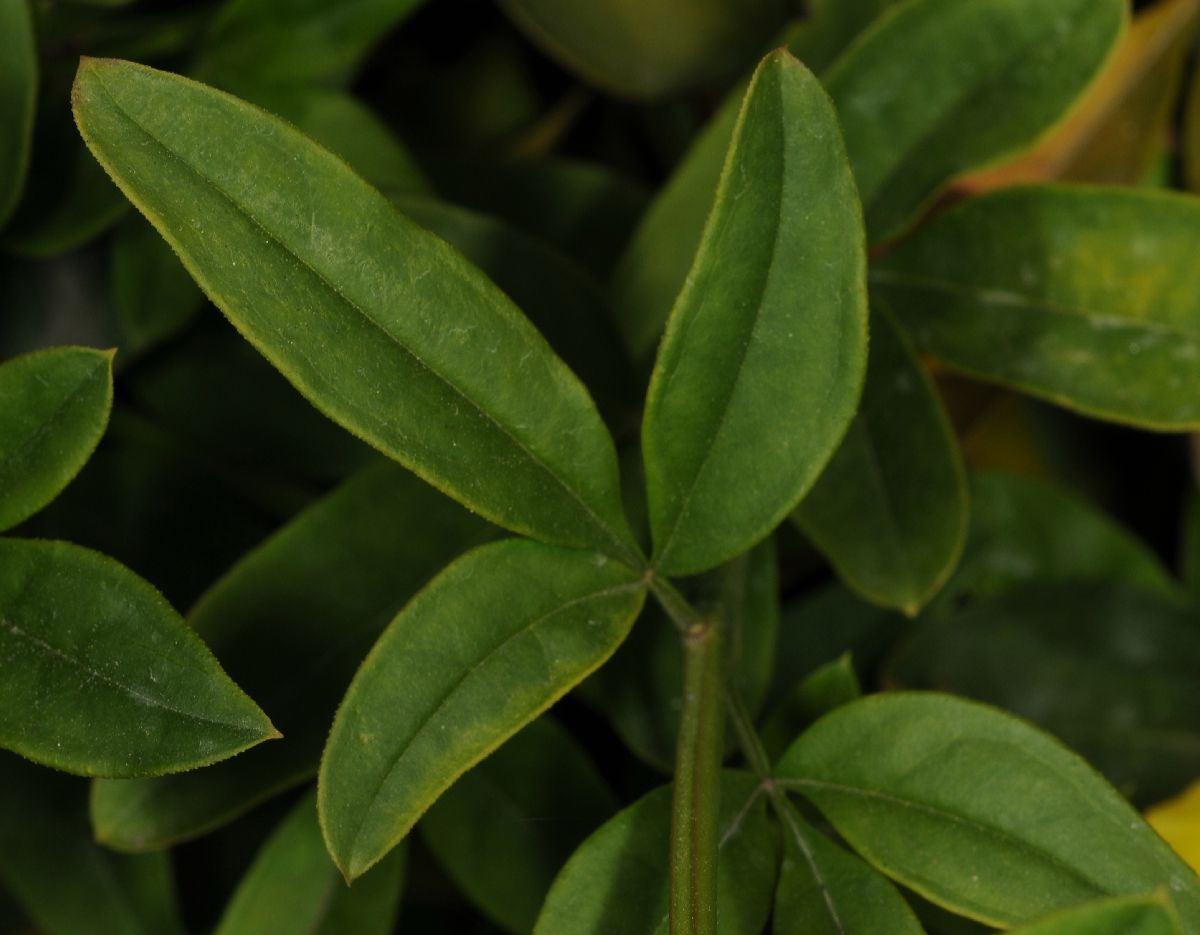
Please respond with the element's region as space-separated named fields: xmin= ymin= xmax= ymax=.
xmin=1008 ymin=896 xmax=1182 ymax=935
xmin=194 ymin=0 xmax=428 ymax=92
xmin=0 ymin=346 xmax=113 ymax=532
xmin=1186 ymin=53 xmax=1200 ymax=191
xmin=421 ymin=717 xmax=617 ymax=933
xmin=0 ymin=754 xmax=183 ymax=935
xmin=759 ymin=654 xmax=862 ymax=764
xmin=0 ymin=0 xmax=36 ymax=227
xmin=793 ymin=305 xmax=967 ymax=616
xmin=124 ymin=320 xmax=375 ymax=484
xmin=533 ymin=772 xmax=775 ymax=935
xmin=74 ymin=59 xmax=640 ymax=563
xmin=778 ymin=693 xmax=1200 ymax=928
xmin=111 ymin=216 xmax=207 ymax=353
xmin=826 ymin=0 xmax=1126 ymax=242
xmin=1181 ymin=493 xmax=1200 ymax=598
xmin=643 ymin=51 xmax=866 ymax=576
xmin=773 ymin=798 xmax=925 ymax=935
xmin=940 ymin=471 xmax=1179 ymax=607
xmin=875 ymin=186 xmax=1200 ymax=429
xmin=0 ymin=538 xmax=277 ymax=777
xmin=959 ymin=0 xmax=1200 ymax=190
xmin=497 ymin=0 xmax=789 ymax=100
xmin=319 ymin=539 xmax=647 ymax=881
xmin=786 ymin=0 xmax=899 ymax=75
xmin=579 ymin=537 xmax=778 ymax=771
xmin=214 ymin=791 xmax=404 ymax=935
xmin=91 ymin=463 xmax=488 ymax=851
xmin=393 ymin=195 xmax=636 ymax=424
xmin=425 ymin=156 xmax=648 ymax=278
xmin=889 ymin=582 xmax=1200 ymax=805
xmin=1148 ymin=781 xmax=1200 ymax=872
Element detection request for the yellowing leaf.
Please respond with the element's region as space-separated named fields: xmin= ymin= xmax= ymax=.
xmin=1148 ymin=781 xmax=1200 ymax=872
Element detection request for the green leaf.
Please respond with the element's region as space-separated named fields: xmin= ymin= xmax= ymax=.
xmin=793 ymin=305 xmax=967 ymax=616
xmin=392 ymin=195 xmax=635 ymax=424
xmin=194 ymin=0 xmax=427 ymax=92
xmin=578 ymin=537 xmax=778 ymax=772
xmin=72 ymin=58 xmax=640 ymax=564
xmin=496 ymin=0 xmax=789 ymax=100
xmin=786 ymin=0 xmax=900 ymax=75
xmin=777 ymin=693 xmax=1200 ymax=928
xmin=0 ymin=537 xmax=277 ymax=777
xmin=534 ymin=772 xmax=776 ymax=935
xmin=318 ymin=538 xmax=647 ymax=880
xmin=421 ymin=716 xmax=618 ymax=933
xmin=90 ymin=462 xmax=488 ymax=850
xmin=888 ymin=582 xmax=1200 ymax=806
xmin=826 ymin=0 xmax=1126 ymax=242
xmin=759 ymin=653 xmax=862 ymax=764
xmin=1009 ymin=896 xmax=1182 ymax=935
xmin=0 ymin=0 xmax=35 ymax=227
xmin=774 ymin=799 xmax=925 ymax=935
xmin=642 ymin=50 xmax=867 ymax=576
xmin=875 ymin=186 xmax=1200 ymax=429
xmin=215 ymin=791 xmax=404 ymax=935
xmin=0 ymin=346 xmax=113 ymax=532
xmin=0 ymin=754 xmax=184 ymax=935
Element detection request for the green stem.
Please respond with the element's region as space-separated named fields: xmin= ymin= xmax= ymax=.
xmin=669 ymin=614 xmax=724 ymax=935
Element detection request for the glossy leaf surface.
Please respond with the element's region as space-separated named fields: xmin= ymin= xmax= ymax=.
xmin=497 ymin=0 xmax=788 ymax=99
xmin=794 ymin=306 xmax=967 ymax=615
xmin=876 ymin=186 xmax=1200 ymax=429
xmin=73 ymin=58 xmax=640 ymax=563
xmin=0 ymin=346 xmax=113 ymax=531
xmin=774 ymin=800 xmax=925 ymax=935
xmin=642 ymin=50 xmax=866 ymax=576
xmin=91 ymin=462 xmax=487 ymax=850
xmin=1009 ymin=896 xmax=1181 ymax=935
xmin=215 ymin=791 xmax=404 ymax=935
xmin=889 ymin=582 xmax=1200 ymax=806
xmin=778 ymin=693 xmax=1200 ymax=928
xmin=534 ymin=772 xmax=775 ymax=935
xmin=826 ymin=0 xmax=1126 ymax=242
xmin=0 ymin=538 xmax=276 ymax=776
xmin=421 ymin=716 xmax=617 ymax=933
xmin=0 ymin=0 xmax=35 ymax=226
xmin=319 ymin=538 xmax=647 ymax=880
xmin=0 ymin=754 xmax=183 ymax=935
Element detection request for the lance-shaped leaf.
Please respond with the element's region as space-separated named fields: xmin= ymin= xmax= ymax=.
xmin=215 ymin=791 xmax=404 ymax=935
xmin=773 ymin=799 xmax=924 ymax=935
xmin=793 ymin=305 xmax=967 ymax=616
xmin=0 ymin=346 xmax=113 ymax=532
xmin=318 ymin=538 xmax=647 ymax=881
xmin=0 ymin=754 xmax=184 ymax=935
xmin=958 ymin=0 xmax=1200 ymax=190
xmin=421 ymin=717 xmax=618 ymax=933
xmin=534 ymin=772 xmax=776 ymax=935
xmin=642 ymin=50 xmax=867 ymax=576
xmin=72 ymin=58 xmax=641 ymax=565
xmin=91 ymin=462 xmax=488 ymax=851
xmin=0 ymin=538 xmax=277 ymax=777
xmin=874 ymin=186 xmax=1200 ymax=430
xmin=0 ymin=0 xmax=35 ymax=227
xmin=777 ymin=693 xmax=1200 ymax=929
xmin=193 ymin=0 xmax=427 ymax=92
xmin=497 ymin=0 xmax=788 ymax=100
xmin=1009 ymin=896 xmax=1182 ymax=935
xmin=888 ymin=582 xmax=1200 ymax=806
xmin=826 ymin=0 xmax=1126 ymax=242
